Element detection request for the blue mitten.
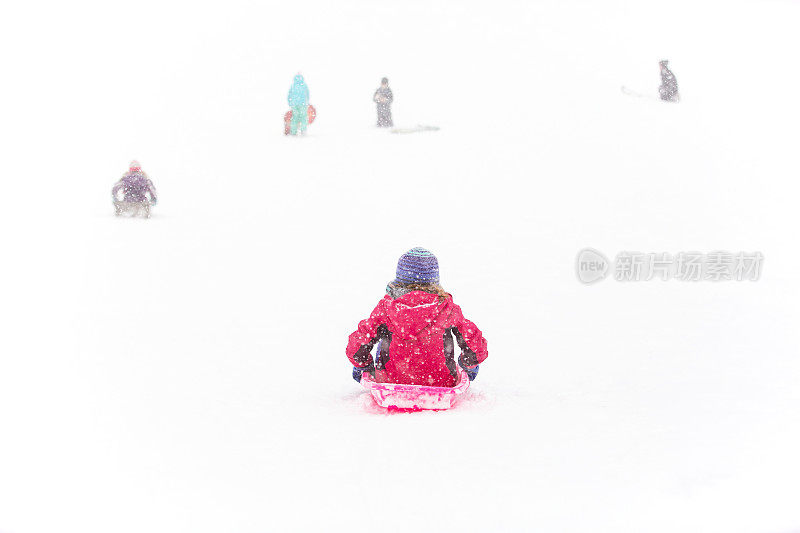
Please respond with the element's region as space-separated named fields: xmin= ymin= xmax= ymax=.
xmin=352 ymin=361 xmax=375 ymax=383
xmin=458 ymin=351 xmax=480 ymax=381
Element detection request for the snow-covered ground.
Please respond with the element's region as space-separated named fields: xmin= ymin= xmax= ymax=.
xmin=2 ymin=0 xmax=800 ymax=531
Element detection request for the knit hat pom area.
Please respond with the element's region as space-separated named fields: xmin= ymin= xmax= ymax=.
xmin=395 ymin=247 xmax=440 ymax=284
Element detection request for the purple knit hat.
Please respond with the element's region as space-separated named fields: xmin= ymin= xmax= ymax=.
xmin=395 ymin=247 xmax=440 ymax=284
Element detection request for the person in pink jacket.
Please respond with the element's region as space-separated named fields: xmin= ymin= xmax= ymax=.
xmin=346 ymin=247 xmax=488 ymax=387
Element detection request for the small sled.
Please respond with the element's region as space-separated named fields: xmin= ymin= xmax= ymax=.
xmin=621 ymin=86 xmax=680 ymax=103
xmin=361 ymin=368 xmax=470 ymax=410
xmin=390 ymin=124 xmax=439 ymax=134
xmin=114 ymin=200 xmax=153 ymax=218
xmin=284 ymin=105 xmax=317 ymax=135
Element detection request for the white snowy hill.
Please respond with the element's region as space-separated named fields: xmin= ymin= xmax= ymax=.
xmin=1 ymin=0 xmax=799 ymax=532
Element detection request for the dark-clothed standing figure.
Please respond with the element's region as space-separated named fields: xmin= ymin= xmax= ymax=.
xmin=659 ymin=60 xmax=679 ymax=102
xmin=373 ymin=77 xmax=394 ymax=127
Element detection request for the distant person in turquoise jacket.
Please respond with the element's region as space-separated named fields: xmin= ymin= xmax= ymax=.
xmin=287 ymin=74 xmax=310 ymax=135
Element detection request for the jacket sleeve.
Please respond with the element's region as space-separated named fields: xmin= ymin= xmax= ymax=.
xmin=386 ymin=88 xmax=393 ymax=104
xmin=450 ymin=304 xmax=488 ymax=369
xmin=147 ymin=180 xmax=158 ymax=204
xmin=111 ymin=180 xmax=123 ymax=200
xmin=346 ymin=299 xmax=388 ymax=368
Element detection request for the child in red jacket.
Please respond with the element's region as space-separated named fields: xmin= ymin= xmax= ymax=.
xmin=347 ymin=247 xmax=488 ymax=387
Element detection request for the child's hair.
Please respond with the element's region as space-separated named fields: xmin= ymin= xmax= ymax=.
xmin=387 ymin=281 xmax=450 ymax=302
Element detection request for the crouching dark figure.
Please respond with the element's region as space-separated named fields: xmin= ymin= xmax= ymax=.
xmin=659 ymin=60 xmax=679 ymax=102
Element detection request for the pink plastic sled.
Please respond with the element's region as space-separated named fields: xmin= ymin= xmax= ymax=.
xmin=361 ymin=368 xmax=470 ymax=410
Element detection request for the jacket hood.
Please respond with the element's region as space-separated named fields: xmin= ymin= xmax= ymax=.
xmin=383 ymin=291 xmax=453 ymax=337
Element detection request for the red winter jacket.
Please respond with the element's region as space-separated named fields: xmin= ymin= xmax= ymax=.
xmin=346 ymin=291 xmax=488 ymax=387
